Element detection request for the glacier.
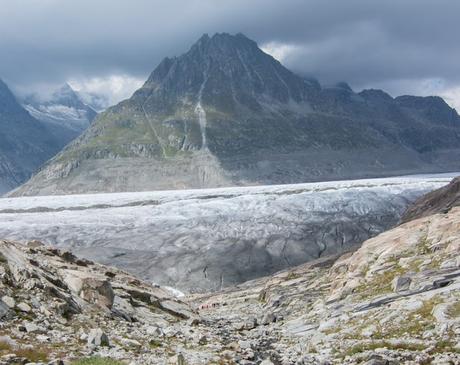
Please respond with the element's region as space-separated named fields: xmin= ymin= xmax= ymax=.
xmin=0 ymin=173 xmax=456 ymax=292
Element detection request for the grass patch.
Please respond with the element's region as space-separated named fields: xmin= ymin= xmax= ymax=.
xmin=431 ymin=338 xmax=460 ymax=354
xmin=417 ymin=234 xmax=432 ymax=255
xmin=71 ymin=357 xmax=125 ymax=365
xmin=373 ymin=297 xmax=441 ymax=339
xmin=0 ymin=341 xmax=49 ymax=362
xmin=0 ymin=341 xmax=12 ymax=352
xmin=149 ymin=339 xmax=163 ymax=348
xmin=447 ymin=301 xmax=460 ymax=318
xmin=343 ymin=341 xmax=425 ymax=357
xmin=354 ymin=262 xmax=405 ymax=299
xmin=286 ymin=271 xmax=301 ymax=280
xmin=14 ymin=347 xmax=49 ymax=362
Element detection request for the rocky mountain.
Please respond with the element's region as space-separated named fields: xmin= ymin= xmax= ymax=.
xmin=0 ymin=174 xmax=453 ymax=293
xmin=0 ymin=79 xmax=64 ymax=194
xmin=23 ymin=83 xmax=97 ymax=142
xmin=0 ymin=181 xmax=459 ymax=364
xmin=11 ymin=33 xmax=460 ymax=196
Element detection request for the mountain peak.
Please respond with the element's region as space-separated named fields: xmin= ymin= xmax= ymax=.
xmin=141 ymin=32 xmax=312 ymax=109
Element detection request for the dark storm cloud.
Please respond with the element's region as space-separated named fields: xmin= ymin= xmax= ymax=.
xmin=1 ymin=0 xmax=459 ymax=102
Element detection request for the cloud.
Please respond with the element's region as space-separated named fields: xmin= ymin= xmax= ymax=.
xmin=68 ymin=75 xmax=144 ymax=109
xmin=0 ymin=0 xmax=459 ymax=107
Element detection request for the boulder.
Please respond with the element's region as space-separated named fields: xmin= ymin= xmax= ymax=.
xmin=392 ymin=275 xmax=412 ymax=292
xmin=87 ymin=328 xmax=109 ymax=347
xmin=1 ymin=296 xmax=15 ymax=308
xmin=158 ymin=299 xmax=195 ymax=319
xmin=260 ymin=360 xmax=274 ymax=365
xmin=17 ymin=302 xmax=31 ymax=312
xmin=0 ymin=299 xmax=10 ymax=319
xmin=261 ymin=312 xmax=277 ymax=325
xmin=63 ymin=270 xmax=114 ymax=309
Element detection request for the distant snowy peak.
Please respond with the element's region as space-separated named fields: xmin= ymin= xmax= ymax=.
xmin=23 ymin=83 xmax=97 ymax=132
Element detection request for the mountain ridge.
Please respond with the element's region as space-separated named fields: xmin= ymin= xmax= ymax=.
xmin=11 ymin=33 xmax=460 ymax=196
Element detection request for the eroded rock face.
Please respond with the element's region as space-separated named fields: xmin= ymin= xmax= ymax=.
xmin=62 ymin=270 xmax=114 ymax=309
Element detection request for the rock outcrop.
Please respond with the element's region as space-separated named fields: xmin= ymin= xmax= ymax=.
xmin=0 ymin=239 xmax=202 ymax=364
xmin=401 ymin=176 xmax=460 ymax=223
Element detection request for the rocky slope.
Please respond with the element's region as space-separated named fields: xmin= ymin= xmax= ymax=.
xmin=188 ymin=190 xmax=460 ymax=364
xmin=12 ymin=33 xmax=460 ymax=196
xmin=401 ymin=176 xmax=460 ymax=223
xmin=0 ymin=174 xmax=453 ymax=293
xmin=0 ymin=239 xmax=203 ymax=364
xmin=0 ymin=79 xmax=64 ymax=194
xmin=23 ymin=83 xmax=97 ymax=143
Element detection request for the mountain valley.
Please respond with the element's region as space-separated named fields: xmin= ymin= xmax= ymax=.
xmin=0 ymin=177 xmax=459 ymax=364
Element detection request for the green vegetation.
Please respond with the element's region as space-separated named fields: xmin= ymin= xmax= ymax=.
xmin=71 ymin=357 xmax=125 ymax=365
xmin=354 ymin=261 xmax=405 ymax=299
xmin=416 ymin=234 xmax=432 ymax=255
xmin=373 ymin=297 xmax=441 ymax=339
xmin=0 ymin=341 xmax=11 ymax=352
xmin=431 ymin=338 xmax=460 ymax=354
xmin=0 ymin=340 xmax=49 ymax=362
xmin=286 ymin=271 xmax=301 ymax=280
xmin=447 ymin=301 xmax=460 ymax=318
xmin=342 ymin=341 xmax=425 ymax=357
xmin=149 ymin=339 xmax=163 ymax=348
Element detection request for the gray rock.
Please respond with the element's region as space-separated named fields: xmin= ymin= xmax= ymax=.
xmin=1 ymin=296 xmax=15 ymax=309
xmin=23 ymin=322 xmax=44 ymax=333
xmin=17 ymin=302 xmax=31 ymax=313
xmin=0 ymin=299 xmax=10 ymax=319
xmin=392 ymin=275 xmax=412 ymax=292
xmin=260 ymin=360 xmax=274 ymax=365
xmin=146 ymin=326 xmax=164 ymax=338
xmin=87 ymin=328 xmax=109 ymax=347
xmin=261 ymin=312 xmax=276 ymax=325
xmin=158 ymin=300 xmax=195 ymax=319
xmin=238 ymin=340 xmax=252 ymax=350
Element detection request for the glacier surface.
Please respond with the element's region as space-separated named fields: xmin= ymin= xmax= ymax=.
xmin=0 ymin=173 xmax=456 ymax=292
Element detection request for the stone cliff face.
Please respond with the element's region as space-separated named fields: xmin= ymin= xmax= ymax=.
xmin=11 ymin=33 xmax=460 ymax=196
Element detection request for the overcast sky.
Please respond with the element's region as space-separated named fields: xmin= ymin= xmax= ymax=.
xmin=1 ymin=0 xmax=459 ymax=108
